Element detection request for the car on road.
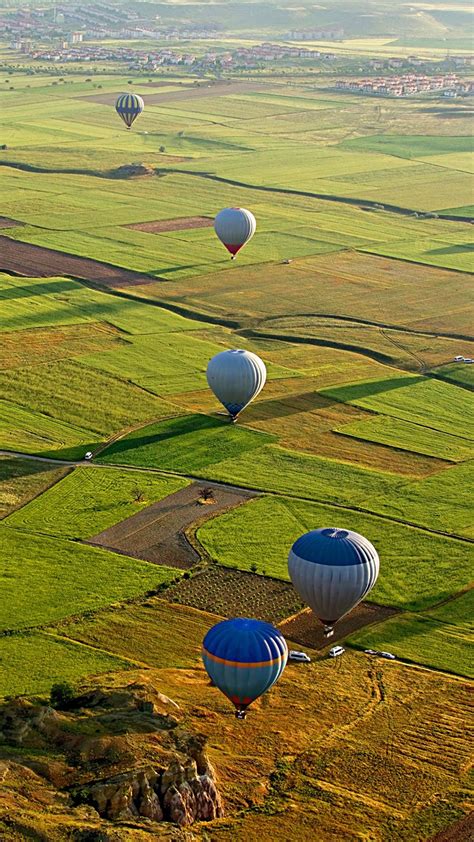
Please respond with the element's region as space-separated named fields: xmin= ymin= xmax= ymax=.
xmin=328 ymin=645 xmax=345 ymax=658
xmin=289 ymin=650 xmax=311 ymax=663
xmin=364 ymin=649 xmax=396 ymax=660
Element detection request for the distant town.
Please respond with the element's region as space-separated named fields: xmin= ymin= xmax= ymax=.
xmin=1 ymin=1 xmax=473 ymax=85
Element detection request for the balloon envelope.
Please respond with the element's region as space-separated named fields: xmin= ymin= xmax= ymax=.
xmin=115 ymin=93 xmax=144 ymax=128
xmin=214 ymin=207 xmax=256 ymax=258
xmin=202 ymin=618 xmax=288 ymax=718
xmin=206 ymin=349 xmax=266 ymax=420
xmin=288 ymin=527 xmax=379 ymax=636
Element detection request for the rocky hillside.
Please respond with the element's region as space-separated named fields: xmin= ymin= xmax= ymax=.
xmin=0 ymin=676 xmax=223 ymax=840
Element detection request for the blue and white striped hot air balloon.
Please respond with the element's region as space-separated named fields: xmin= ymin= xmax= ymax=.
xmin=288 ymin=528 xmax=380 ymax=638
xmin=206 ymin=349 xmax=266 ymax=422
xmin=202 ymin=618 xmax=288 ymax=719
xmin=115 ymin=93 xmax=144 ymax=129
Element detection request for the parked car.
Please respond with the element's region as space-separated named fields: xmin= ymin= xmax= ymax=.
xmin=84 ymin=451 xmax=93 ymax=460
xmin=329 ymin=645 xmax=345 ymax=658
xmin=364 ymin=649 xmax=378 ymax=655
xmin=379 ymin=651 xmax=396 ymax=660
xmin=289 ymin=650 xmax=311 ymax=663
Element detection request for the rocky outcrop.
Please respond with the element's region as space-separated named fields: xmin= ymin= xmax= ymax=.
xmin=88 ymin=767 xmax=163 ymax=822
xmin=85 ymin=755 xmax=223 ymax=826
xmin=161 ymin=756 xmax=224 ymax=826
xmin=0 ymin=680 xmax=224 ymax=830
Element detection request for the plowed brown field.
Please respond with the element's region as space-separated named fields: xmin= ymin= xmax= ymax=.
xmin=279 ymin=603 xmax=399 ymax=649
xmin=87 ymin=481 xmax=256 ymax=569
xmin=0 ymin=235 xmax=158 ymax=287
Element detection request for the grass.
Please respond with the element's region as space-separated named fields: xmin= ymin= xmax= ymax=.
xmin=98 ymin=413 xmax=276 ymax=472
xmin=0 ymin=456 xmax=68 ymax=520
xmin=349 ymin=589 xmax=474 ymax=678
xmin=0 ymin=632 xmax=130 ymax=697
xmin=5 ymin=467 xmax=189 ymax=540
xmin=57 ymin=599 xmax=216 ymax=671
xmin=369 ymin=461 xmax=474 ymax=536
xmin=197 ymin=495 xmax=474 ymax=610
xmin=322 ymin=376 xmax=474 ymax=441
xmin=341 ymin=135 xmax=474 ymax=159
xmin=0 ymin=360 xmax=177 ymax=443
xmin=433 ymin=362 xmax=474 ymax=390
xmin=0 ymin=322 xmax=121 ymax=370
xmin=0 ymin=399 xmax=96 ymax=455
xmin=131 ymin=249 xmax=473 ymax=339
xmin=336 ymin=415 xmax=473 ymax=462
xmin=0 ymin=526 xmax=178 ymax=632
xmin=200 ymin=443 xmax=405 ymax=507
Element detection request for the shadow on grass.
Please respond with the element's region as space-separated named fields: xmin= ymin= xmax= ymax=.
xmin=321 ymin=375 xmax=423 ymax=403
xmin=0 ymin=456 xmax=55 ymax=481
xmin=244 ymin=390 xmax=334 ymax=422
xmin=428 ymin=244 xmax=474 ymax=255
xmin=0 ymin=278 xmax=79 ymax=300
xmin=98 ymin=415 xmax=224 ymax=459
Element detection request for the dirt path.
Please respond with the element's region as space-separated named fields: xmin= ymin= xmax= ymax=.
xmin=0 ymin=236 xmax=159 ymax=288
xmin=87 ymin=481 xmax=256 ymax=569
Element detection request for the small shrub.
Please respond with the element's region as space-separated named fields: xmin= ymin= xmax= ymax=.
xmin=50 ymin=681 xmax=75 ymax=709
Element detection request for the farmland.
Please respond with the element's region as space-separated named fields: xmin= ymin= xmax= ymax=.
xmin=0 ymin=27 xmax=472 ymax=841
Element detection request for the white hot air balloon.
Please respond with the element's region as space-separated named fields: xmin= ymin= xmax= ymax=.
xmin=214 ymin=207 xmax=256 ymax=259
xmin=206 ymin=349 xmax=266 ymax=422
xmin=288 ymin=528 xmax=380 ymax=638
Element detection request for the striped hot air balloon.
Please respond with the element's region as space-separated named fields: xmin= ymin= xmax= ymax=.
xmin=202 ymin=618 xmax=288 ymax=719
xmin=214 ymin=207 xmax=256 ymax=259
xmin=206 ymin=349 xmax=266 ymax=422
xmin=288 ymin=528 xmax=380 ymax=638
xmin=115 ymin=93 xmax=144 ymax=129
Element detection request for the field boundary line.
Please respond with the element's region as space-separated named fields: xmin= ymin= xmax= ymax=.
xmin=2 ymin=449 xmax=472 ymax=547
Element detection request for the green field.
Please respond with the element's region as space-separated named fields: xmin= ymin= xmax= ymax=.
xmin=98 ymin=413 xmax=276 ymax=472
xmin=0 ymin=632 xmax=130 ymax=697
xmin=5 ymin=467 xmax=189 ymax=539
xmin=197 ymin=495 xmax=474 ymax=610
xmin=0 ymin=456 xmax=68 ymax=519
xmin=369 ymin=461 xmax=474 ymax=536
xmin=0 ymin=526 xmax=177 ymax=632
xmin=322 ymin=376 xmax=474 ymax=440
xmin=0 ymin=41 xmax=473 ymax=842
xmin=336 ymin=415 xmax=473 ymax=462
xmin=349 ymin=589 xmax=474 ymax=678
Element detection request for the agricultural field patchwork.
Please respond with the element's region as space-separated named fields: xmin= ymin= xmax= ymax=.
xmin=349 ymin=588 xmax=474 ymax=678
xmin=197 ymin=495 xmax=474 ymax=610
xmin=0 ymin=456 xmax=68 ymax=519
xmin=0 ymin=55 xmax=472 ymax=841
xmin=5 ymin=467 xmax=189 ymax=540
xmin=0 ymin=525 xmax=177 ymax=632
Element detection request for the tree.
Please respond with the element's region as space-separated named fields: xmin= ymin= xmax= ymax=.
xmin=132 ymin=486 xmax=145 ymax=503
xmin=50 ymin=682 xmax=75 ymax=709
xmin=250 ymin=562 xmax=258 ymax=574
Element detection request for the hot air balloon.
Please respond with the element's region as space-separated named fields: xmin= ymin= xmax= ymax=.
xmin=206 ymin=349 xmax=266 ymax=422
xmin=288 ymin=528 xmax=379 ymax=638
xmin=214 ymin=207 xmax=256 ymax=259
xmin=202 ymin=618 xmax=288 ymax=719
xmin=115 ymin=93 xmax=144 ymax=129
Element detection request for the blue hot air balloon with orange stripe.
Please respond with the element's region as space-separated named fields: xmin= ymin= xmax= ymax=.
xmin=115 ymin=93 xmax=144 ymax=129
xmin=202 ymin=618 xmax=288 ymax=719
